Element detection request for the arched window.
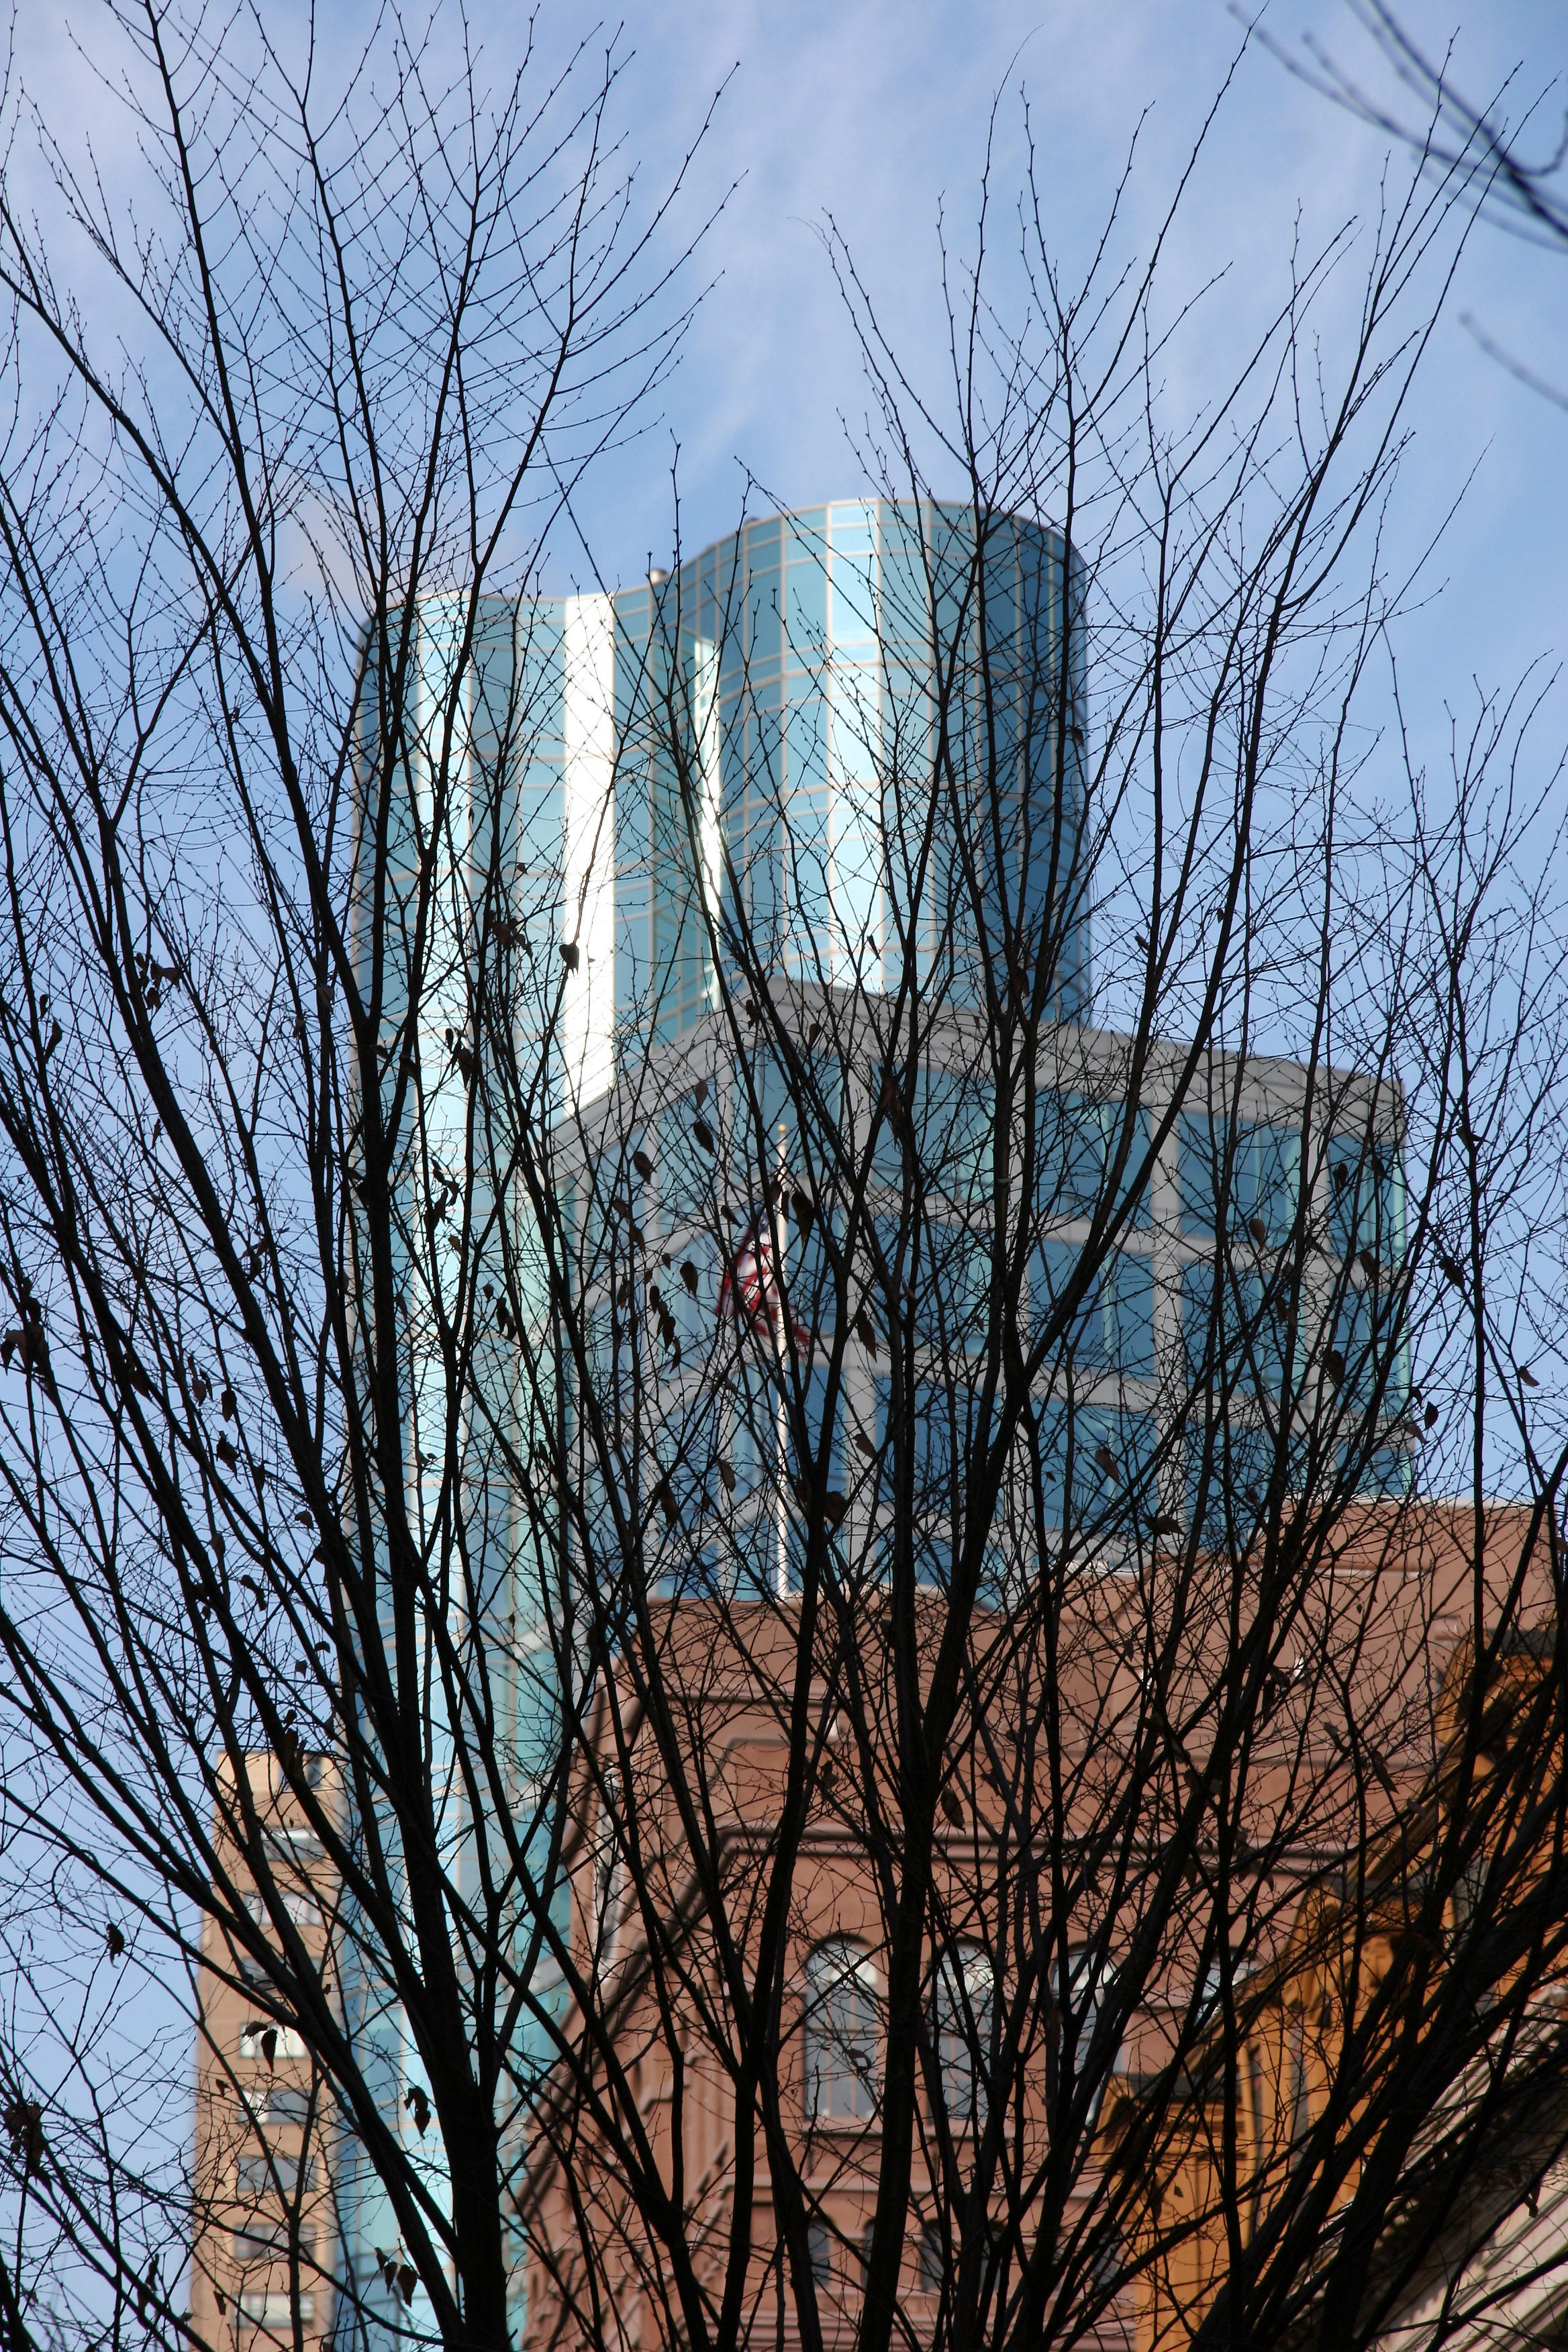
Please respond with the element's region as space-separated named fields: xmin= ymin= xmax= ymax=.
xmin=932 ymin=1944 xmax=994 ymax=2126
xmin=803 ymin=1941 xmax=879 ymax=2121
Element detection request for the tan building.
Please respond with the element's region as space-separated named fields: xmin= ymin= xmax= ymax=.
xmin=190 ymin=1753 xmax=341 ymax=2351
xmin=518 ymin=1504 xmax=1550 ymax=2352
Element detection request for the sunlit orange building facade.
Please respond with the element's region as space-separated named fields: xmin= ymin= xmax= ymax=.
xmin=1104 ymin=1591 xmax=1568 ymax=2352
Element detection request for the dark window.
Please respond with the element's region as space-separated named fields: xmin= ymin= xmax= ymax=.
xmin=1036 ymin=1241 xmax=1155 ymax=1375
xmin=874 ymin=1065 xmax=993 ymax=1201
xmin=1288 ymin=2017 xmax=1311 ymax=2153
xmin=807 ymin=2224 xmax=831 ymax=2284
xmin=1039 ymin=1095 xmax=1152 ymax=1230
xmin=1038 ymin=1403 xmax=1157 ymax=1532
xmin=1182 ymin=1263 xmax=1291 ymax=1397
xmin=1058 ymin=1946 xmax=1113 ymax=2118
xmin=1328 ymin=1136 xmax=1404 ymax=1265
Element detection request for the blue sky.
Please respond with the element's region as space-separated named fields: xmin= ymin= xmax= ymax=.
xmin=509 ymin=0 xmax=1567 ymax=630
xmin=538 ymin=0 xmax=1568 ymax=809
xmin=17 ymin=0 xmax=1566 ymax=766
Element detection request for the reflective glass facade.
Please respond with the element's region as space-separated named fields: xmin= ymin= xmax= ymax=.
xmin=356 ymin=501 xmax=1089 ymax=1101
xmin=628 ymin=499 xmax=1088 ymax=1032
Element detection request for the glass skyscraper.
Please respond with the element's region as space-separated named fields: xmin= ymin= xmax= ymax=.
xmin=332 ymin=497 xmax=1091 ymax=2344
xmin=318 ymin=495 xmax=1402 ymax=2349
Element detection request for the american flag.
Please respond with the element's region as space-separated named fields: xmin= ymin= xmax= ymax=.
xmin=719 ymin=1206 xmax=810 ymax=1353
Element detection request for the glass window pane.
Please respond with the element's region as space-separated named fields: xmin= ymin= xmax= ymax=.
xmin=786 ymin=550 xmax=828 ymax=652
xmin=1110 ymin=1251 xmax=1156 ymax=1377
xmin=746 ymin=558 xmax=781 ymax=665
xmin=1238 ymin=1123 xmax=1301 ymax=1246
xmin=1183 ymin=1116 xmax=1299 ymax=1242
xmin=1329 ymin=1136 xmax=1405 ymax=1265
xmin=1179 ymin=1113 xmax=1222 ymax=1235
xmin=830 ymin=540 xmax=877 ymax=648
xmin=1040 ymin=1095 xmax=1150 ymax=1228
xmin=804 ymin=1941 xmax=879 ymax=2120
xmin=875 ymin=1065 xmax=993 ymax=1197
xmin=1184 ymin=1419 xmax=1290 ymax=1547
xmin=1037 ymin=1402 xmax=1155 ymax=1530
xmin=1185 ymin=1262 xmax=1291 ymax=1395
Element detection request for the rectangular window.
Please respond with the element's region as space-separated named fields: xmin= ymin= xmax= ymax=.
xmin=234 ymin=2220 xmax=306 ymax=2261
xmin=807 ymin=2223 xmax=832 ymax=2284
xmin=1328 ymin=1136 xmax=1404 ymax=1264
xmin=1248 ymin=2043 xmax=1267 ymax=2241
xmin=266 ymin=1828 xmax=324 ymax=1863
xmin=830 ymin=535 xmax=877 ymax=649
xmin=1183 ymin=1264 xmax=1290 ymax=1396
xmin=1330 ymin=1275 xmax=1407 ymax=1410
xmin=238 ymin=2294 xmax=315 ymax=2332
xmin=668 ymin=1230 xmax=720 ymax=1357
xmin=580 ymin=1130 xmax=648 ymax=1277
xmin=243 ymin=1889 xmax=321 ymax=1929
xmin=785 ymin=1196 xmax=838 ymax=1329
xmin=730 ymin=1374 xmax=775 ymax=1500
xmin=1339 ymin=1440 xmax=1414 ymax=1498
xmin=243 ymin=2086 xmax=314 ymax=2128
xmin=746 ymin=558 xmax=782 ymax=666
xmin=874 ymin=1065 xmax=993 ymax=1199
xmin=657 ymin=1094 xmax=716 ymax=1228
xmin=907 ymin=1222 xmax=990 ymax=1355
xmin=1039 ymin=1095 xmax=1152 ymax=1230
xmin=1331 ymin=1281 xmax=1373 ymax=1404
xmin=932 ymin=1945 xmax=993 ymax=2127
xmin=1061 ymin=1946 xmax=1109 ymax=2094
xmin=734 ymin=1052 xmax=842 ymax=1191
xmin=240 ymin=2023 xmax=307 ymax=2063
xmin=236 ymin=2153 xmax=315 ymax=2200
xmin=803 ymin=1941 xmax=879 ymax=2120
xmin=919 ymin=2222 xmax=945 ymax=2292
xmin=1108 ymin=1251 xmax=1156 ymax=1376
xmin=1038 ymin=1403 xmax=1156 ymax=1531
xmin=800 ymin=1360 xmax=847 ymax=1491
xmin=1288 ymin=2017 xmax=1311 ymax=2153
xmin=586 ymin=1300 xmax=632 ymax=1398
xmin=1038 ymin=1241 xmax=1154 ymax=1376
xmin=876 ymin=1377 xmax=989 ymax=1525
xmin=1180 ymin=1116 xmax=1300 ymax=1243
xmin=1184 ymin=1420 xmax=1291 ymax=1547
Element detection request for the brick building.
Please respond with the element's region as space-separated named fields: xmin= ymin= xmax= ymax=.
xmin=518 ymin=1504 xmax=1551 ymax=2352
xmin=189 ymin=1753 xmax=342 ymax=2350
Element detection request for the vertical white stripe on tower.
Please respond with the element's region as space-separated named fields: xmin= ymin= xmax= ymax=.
xmin=562 ymin=592 xmax=617 ymax=1109
xmin=693 ymin=635 xmax=724 ymax=1011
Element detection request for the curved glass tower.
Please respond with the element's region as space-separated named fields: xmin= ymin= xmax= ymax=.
xmin=609 ymin=498 xmax=1089 ymax=1052
xmin=355 ymin=501 xmax=1089 ymax=1111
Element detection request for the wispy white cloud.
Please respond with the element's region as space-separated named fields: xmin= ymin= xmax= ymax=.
xmin=16 ymin=0 xmax=1567 ymax=755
